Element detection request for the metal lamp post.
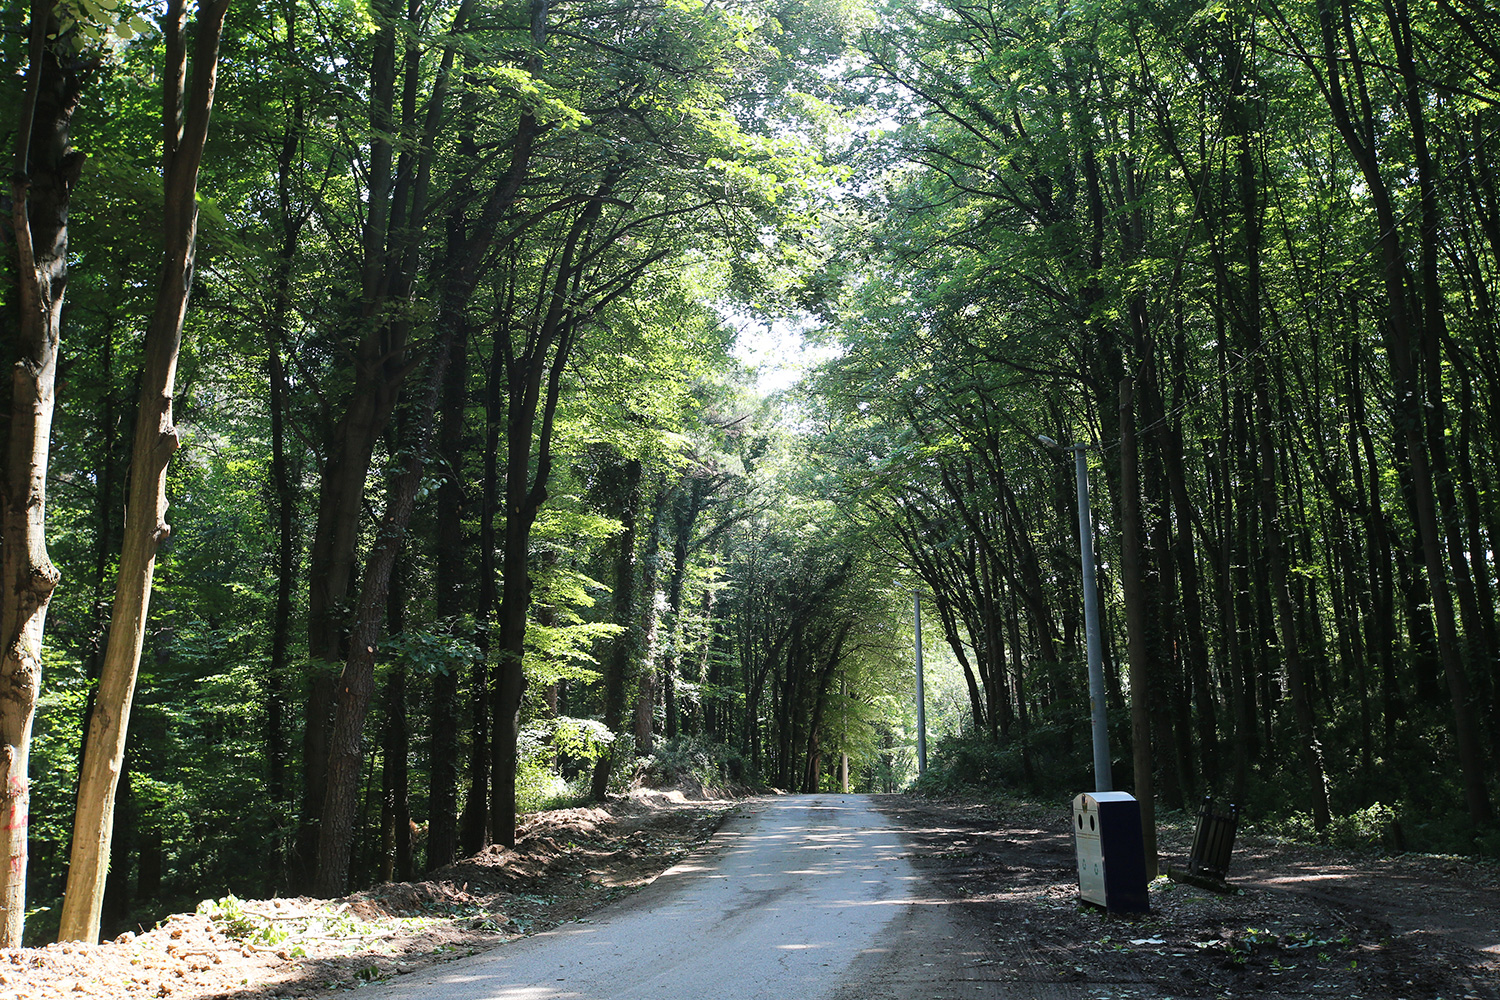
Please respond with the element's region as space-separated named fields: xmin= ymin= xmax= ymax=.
xmin=1041 ymin=434 xmax=1145 ymax=912
xmin=914 ymin=590 xmax=927 ymax=777
xmin=1072 ymin=442 xmax=1112 ymax=792
xmin=1039 ymin=436 xmax=1111 ymax=792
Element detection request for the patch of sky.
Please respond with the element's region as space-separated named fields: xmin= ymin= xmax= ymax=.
xmin=727 ymin=310 xmax=842 ymax=395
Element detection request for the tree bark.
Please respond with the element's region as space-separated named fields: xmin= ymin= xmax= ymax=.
xmin=0 ymin=3 xmax=82 ymax=947
xmin=58 ymin=0 xmax=229 ymax=942
xmin=263 ymin=0 xmax=305 ymax=879
xmin=660 ymin=476 xmax=706 ymax=741
xmin=634 ymin=483 xmax=667 ymax=756
xmin=489 ymin=159 xmax=622 ymax=846
xmin=314 ymin=327 xmax=456 ymax=898
xmin=460 ymin=322 xmax=506 ymax=855
xmin=800 ymin=625 xmax=850 ymax=793
xmin=427 ymin=313 xmax=469 ymax=871
xmin=1387 ymin=0 xmax=1494 ymax=825
xmin=380 ymin=555 xmax=411 ymax=884
xmin=1312 ymin=0 xmax=1491 ymax=824
xmin=299 ymin=0 xmax=476 ymax=882
xmin=592 ymin=457 xmax=642 ymax=801
xmin=1118 ymin=379 xmax=1157 ymax=879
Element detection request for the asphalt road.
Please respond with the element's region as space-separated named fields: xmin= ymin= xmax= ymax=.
xmin=365 ymin=794 xmax=926 ymax=1000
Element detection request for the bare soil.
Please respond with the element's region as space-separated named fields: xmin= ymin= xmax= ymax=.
xmin=3 ymin=789 xmax=733 ymax=1000
xmin=870 ymin=794 xmax=1500 ymax=1000
xmin=7 ymin=791 xmax=1497 ymax=1000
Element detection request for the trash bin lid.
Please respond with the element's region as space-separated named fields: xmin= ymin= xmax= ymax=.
xmin=1078 ymin=791 xmax=1138 ymax=806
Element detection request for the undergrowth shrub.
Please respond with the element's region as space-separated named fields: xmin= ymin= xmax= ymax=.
xmin=639 ymin=737 xmax=747 ymax=794
xmin=911 ymin=733 xmax=1018 ymax=795
xmin=1266 ymin=802 xmax=1402 ymax=851
xmin=515 ymin=716 xmax=615 ymax=812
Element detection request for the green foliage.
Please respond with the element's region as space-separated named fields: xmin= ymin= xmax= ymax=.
xmin=514 ymin=762 xmax=593 ymax=816
xmin=519 ymin=716 xmax=615 ymax=767
xmin=802 ymin=0 xmax=1500 ymax=849
xmin=13 ymin=0 xmax=1500 ymax=951
xmin=23 ymin=676 xmax=88 ymax=944
xmin=52 ymin=0 xmax=155 ymax=51
xmin=1267 ymin=802 xmax=1401 ymax=852
xmin=640 ymin=737 xmax=747 ymax=792
xmin=198 ymin=894 xmax=287 ymax=945
xmin=515 ymin=717 xmax=616 ymax=813
xmin=910 ymin=733 xmax=1022 ymax=797
xmin=383 ymin=626 xmax=481 ymax=678
xmin=600 ymin=733 xmax=639 ymax=796
xmin=197 ymin=894 xmax=400 ymax=956
xmin=908 ymin=720 xmax=1111 ymax=803
xmin=7 ymin=0 xmax=878 ymax=944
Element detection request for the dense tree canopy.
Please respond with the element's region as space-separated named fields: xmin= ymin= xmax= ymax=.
xmin=3 ymin=0 xmax=1498 ymax=947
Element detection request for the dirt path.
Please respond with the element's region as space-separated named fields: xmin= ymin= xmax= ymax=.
xmin=1233 ymin=836 xmax=1500 ymax=967
xmin=7 ymin=791 xmax=1497 ymax=999
xmin=5 ymin=791 xmax=736 ymax=1000
xmin=360 ymin=795 xmax=915 ymax=1000
xmin=867 ymin=794 xmax=1500 ymax=1000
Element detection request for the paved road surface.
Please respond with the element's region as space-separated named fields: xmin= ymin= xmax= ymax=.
xmin=368 ymin=794 xmax=926 ymax=1000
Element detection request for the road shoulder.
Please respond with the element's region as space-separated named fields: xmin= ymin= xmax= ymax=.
xmin=858 ymin=793 xmax=1498 ymax=1000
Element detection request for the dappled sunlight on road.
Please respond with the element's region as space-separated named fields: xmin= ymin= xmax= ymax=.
xmin=366 ymin=795 xmax=919 ymax=1000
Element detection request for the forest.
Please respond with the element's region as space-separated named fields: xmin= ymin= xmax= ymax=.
xmin=2 ymin=0 xmax=1498 ymax=950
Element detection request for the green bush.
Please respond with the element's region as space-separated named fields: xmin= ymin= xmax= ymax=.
xmin=514 ymin=716 xmax=616 ymax=812
xmin=1327 ymin=802 xmax=1399 ymax=850
xmin=1266 ymin=802 xmax=1406 ymax=851
xmin=640 ymin=737 xmax=747 ymax=794
xmin=515 ymin=757 xmax=592 ymax=814
xmin=911 ymin=732 xmax=1024 ymax=796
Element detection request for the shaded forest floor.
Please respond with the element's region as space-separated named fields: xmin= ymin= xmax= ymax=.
xmin=8 ymin=789 xmax=1498 ymax=999
xmin=872 ymin=794 xmax=1500 ymax=999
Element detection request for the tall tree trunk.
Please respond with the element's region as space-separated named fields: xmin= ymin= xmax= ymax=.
xmin=460 ymin=324 xmax=506 ymax=855
xmin=263 ymin=3 xmax=305 ymax=878
xmin=314 ymin=327 xmax=457 ymax=898
xmin=489 ymin=159 xmax=619 ymax=847
xmin=265 ymin=331 xmax=295 ymax=884
xmin=1244 ymin=114 xmax=1330 ymax=829
xmin=800 ymin=625 xmax=850 ymax=793
xmin=660 ymin=477 xmax=706 ymax=742
xmin=1162 ymin=416 xmax=1217 ymax=788
xmin=59 ymin=0 xmax=230 ymax=942
xmin=301 ymin=0 xmax=403 ymax=870
xmin=427 ymin=313 xmax=470 ymax=871
xmin=634 ymin=483 xmax=666 ymax=756
xmin=0 ymin=4 xmax=82 ymax=947
xmin=1313 ymin=0 xmax=1491 ymax=824
xmin=697 ymin=586 xmax=717 ymax=739
xmin=592 ymin=457 xmax=642 ymax=801
xmin=1388 ymin=0 xmax=1494 ymax=825
xmin=299 ymin=0 xmax=476 ymax=882
xmin=380 ymin=556 xmax=411 ymax=884
xmin=1118 ymin=379 xmax=1157 ymax=878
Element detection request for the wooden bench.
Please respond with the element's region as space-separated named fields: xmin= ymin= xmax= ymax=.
xmin=1168 ymin=797 xmax=1238 ymax=893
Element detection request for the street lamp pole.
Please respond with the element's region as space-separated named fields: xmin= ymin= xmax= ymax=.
xmin=1072 ymin=442 xmax=1112 ymax=792
xmin=914 ymin=590 xmax=927 ymax=777
xmin=1035 ymin=429 xmax=1145 ymax=912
